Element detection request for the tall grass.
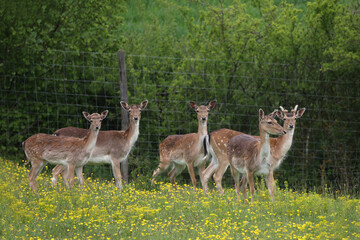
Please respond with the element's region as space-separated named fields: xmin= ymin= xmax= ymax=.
xmin=1 ymin=158 xmax=359 ymax=239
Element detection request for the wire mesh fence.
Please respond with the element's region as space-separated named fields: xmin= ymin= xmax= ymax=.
xmin=1 ymin=49 xmax=359 ymax=194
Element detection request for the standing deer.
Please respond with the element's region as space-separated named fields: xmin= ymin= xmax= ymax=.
xmin=202 ymin=105 xmax=305 ymax=195
xmin=23 ymin=110 xmax=108 ymax=192
xmin=202 ymin=128 xmax=245 ymax=194
xmin=151 ymin=100 xmax=216 ymax=190
xmin=51 ymin=100 xmax=148 ymax=189
xmin=227 ymin=109 xmax=286 ymax=203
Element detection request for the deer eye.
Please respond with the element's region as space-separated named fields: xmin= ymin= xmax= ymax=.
xmin=196 ymin=110 xmax=199 ymax=113
xmin=267 ymin=122 xmax=273 ymax=125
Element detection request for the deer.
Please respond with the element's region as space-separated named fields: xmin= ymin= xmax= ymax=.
xmin=151 ymin=100 xmax=217 ymax=191
xmin=23 ymin=110 xmax=108 ymax=192
xmin=202 ymin=105 xmax=305 ymax=196
xmin=202 ymin=128 xmax=245 ymax=194
xmin=227 ymin=109 xmax=287 ymax=203
xmin=51 ymin=100 xmax=148 ymax=190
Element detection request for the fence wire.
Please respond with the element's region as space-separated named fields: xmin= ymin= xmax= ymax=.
xmin=1 ymin=49 xmax=359 ymax=194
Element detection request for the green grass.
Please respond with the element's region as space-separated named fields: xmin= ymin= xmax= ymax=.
xmin=1 ymin=157 xmax=359 ymax=239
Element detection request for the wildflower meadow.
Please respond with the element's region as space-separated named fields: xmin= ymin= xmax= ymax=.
xmin=0 ymin=157 xmax=359 ymax=240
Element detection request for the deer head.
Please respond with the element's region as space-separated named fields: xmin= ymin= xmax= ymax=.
xmin=190 ymin=100 xmax=217 ymax=126
xmin=259 ymin=109 xmax=286 ymax=136
xmin=82 ymin=110 xmax=108 ymax=131
xmin=277 ymin=105 xmax=306 ymax=130
xmin=120 ymin=100 xmax=148 ymax=124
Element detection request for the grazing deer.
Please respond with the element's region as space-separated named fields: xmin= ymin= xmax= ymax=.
xmin=51 ymin=100 xmax=148 ymax=189
xmin=227 ymin=109 xmax=287 ymax=203
xmin=23 ymin=111 xmax=108 ymax=192
xmin=202 ymin=105 xmax=305 ymax=195
xmin=151 ymin=100 xmax=216 ymax=190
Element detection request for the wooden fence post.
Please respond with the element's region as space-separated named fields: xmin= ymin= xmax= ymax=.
xmin=118 ymin=50 xmax=128 ymax=183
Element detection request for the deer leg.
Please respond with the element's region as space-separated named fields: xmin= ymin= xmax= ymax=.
xmin=265 ymin=171 xmax=275 ymax=202
xmin=52 ymin=164 xmax=66 ymax=187
xmin=63 ymin=164 xmax=75 ymax=188
xmin=247 ymin=171 xmax=255 ymax=203
xmin=167 ymin=165 xmax=176 ymax=179
xmin=202 ymin=156 xmax=218 ymax=194
xmin=61 ymin=165 xmax=70 ymax=188
xmin=240 ymin=175 xmax=248 ymax=203
xmin=111 ymin=160 xmax=123 ymax=190
xmin=187 ymin=163 xmax=197 ymax=191
xmin=198 ymin=161 xmax=207 ymax=193
xmin=202 ymin=160 xmax=214 ymax=193
xmin=151 ymin=156 xmax=171 ymax=185
xmin=213 ymin=157 xmax=229 ymax=195
xmin=169 ymin=163 xmax=186 ymax=190
xmin=28 ymin=160 xmax=46 ymax=192
xmin=230 ymin=165 xmax=241 ymax=203
xmin=55 ymin=165 xmax=69 ymax=186
xmin=168 ymin=166 xmax=176 ymax=187
xmin=75 ymin=166 xmax=84 ymax=188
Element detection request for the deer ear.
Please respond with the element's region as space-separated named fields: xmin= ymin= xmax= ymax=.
xmin=268 ymin=109 xmax=278 ymax=118
xmin=120 ymin=101 xmax=129 ymax=111
xmin=296 ymin=108 xmax=306 ymax=119
xmin=276 ymin=110 xmax=284 ymax=120
xmin=101 ymin=110 xmax=109 ymax=119
xmin=140 ymin=100 xmax=148 ymax=110
xmin=82 ymin=112 xmax=91 ymax=121
xmin=208 ymin=100 xmax=217 ymax=110
xmin=259 ymin=109 xmax=265 ymax=121
xmin=189 ymin=101 xmax=197 ymax=109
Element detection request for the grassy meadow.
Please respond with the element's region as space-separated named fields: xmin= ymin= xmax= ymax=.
xmin=1 ymin=157 xmax=359 ymax=240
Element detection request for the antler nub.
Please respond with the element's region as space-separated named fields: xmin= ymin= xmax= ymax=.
xmin=279 ymin=106 xmax=288 ymax=113
xmin=292 ymin=105 xmax=298 ymax=113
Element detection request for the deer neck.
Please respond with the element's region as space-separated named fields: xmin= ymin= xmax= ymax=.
xmin=125 ymin=120 xmax=139 ymax=148
xmin=197 ymin=119 xmax=208 ymax=140
xmin=273 ymin=127 xmax=295 ymax=160
xmin=258 ymin=125 xmax=271 ymax=162
xmin=84 ymin=126 xmax=99 ymax=153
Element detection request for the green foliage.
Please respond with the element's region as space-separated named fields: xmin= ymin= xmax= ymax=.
xmin=0 ymin=0 xmax=125 ymax=51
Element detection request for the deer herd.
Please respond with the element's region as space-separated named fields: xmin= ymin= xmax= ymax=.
xmin=23 ymin=99 xmax=305 ymax=203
